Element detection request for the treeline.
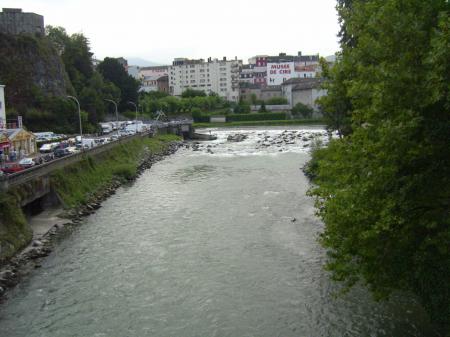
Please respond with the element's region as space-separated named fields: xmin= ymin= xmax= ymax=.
xmin=139 ymin=89 xmax=227 ymax=116
xmin=0 ymin=26 xmax=140 ymax=133
xmin=308 ymin=0 xmax=449 ymax=333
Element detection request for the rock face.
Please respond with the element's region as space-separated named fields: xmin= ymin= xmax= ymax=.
xmin=0 ymin=32 xmax=72 ymax=107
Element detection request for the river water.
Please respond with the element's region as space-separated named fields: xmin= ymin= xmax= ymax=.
xmin=0 ymin=127 xmax=434 ymax=336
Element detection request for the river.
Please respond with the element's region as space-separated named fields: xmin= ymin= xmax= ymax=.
xmin=0 ymin=127 xmax=434 ymax=336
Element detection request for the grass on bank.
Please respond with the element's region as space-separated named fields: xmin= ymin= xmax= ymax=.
xmin=0 ymin=193 xmax=32 ymax=262
xmin=51 ymin=134 xmax=180 ymax=208
xmin=193 ymin=119 xmax=325 ymax=128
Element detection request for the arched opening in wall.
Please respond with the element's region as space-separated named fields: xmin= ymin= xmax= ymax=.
xmin=22 ymin=196 xmax=45 ymax=217
xmin=21 ymin=191 xmax=60 ymax=219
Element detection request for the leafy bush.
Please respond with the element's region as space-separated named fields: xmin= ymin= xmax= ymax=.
xmin=227 ymin=112 xmax=286 ymax=122
xmin=267 ymin=96 xmax=288 ymax=105
xmin=112 ymin=164 xmax=137 ymax=181
xmin=234 ymin=102 xmax=251 ymax=114
xmin=181 ymin=88 xmax=206 ymax=98
xmin=191 ymin=108 xmax=210 ymax=123
xmin=258 ymin=102 xmax=267 ymax=113
xmin=292 ymin=102 xmax=314 ymax=118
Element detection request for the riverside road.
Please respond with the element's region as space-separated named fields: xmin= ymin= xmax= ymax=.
xmin=0 ymin=127 xmax=435 ymax=337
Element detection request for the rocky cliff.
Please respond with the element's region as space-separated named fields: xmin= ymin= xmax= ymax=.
xmin=0 ymin=32 xmax=73 ymax=110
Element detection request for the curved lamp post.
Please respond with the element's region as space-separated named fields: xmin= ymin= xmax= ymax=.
xmin=104 ymin=99 xmax=119 ymax=136
xmin=67 ymin=95 xmax=83 ymax=147
xmin=127 ymin=101 xmax=138 ymax=133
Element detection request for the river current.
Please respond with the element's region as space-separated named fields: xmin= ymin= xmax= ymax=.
xmin=0 ymin=127 xmax=434 ymax=336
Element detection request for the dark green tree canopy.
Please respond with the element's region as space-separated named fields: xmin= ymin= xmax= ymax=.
xmin=97 ymin=57 xmax=140 ymax=111
xmin=309 ymin=0 xmax=450 ymax=333
xmin=181 ymin=88 xmax=206 ymax=98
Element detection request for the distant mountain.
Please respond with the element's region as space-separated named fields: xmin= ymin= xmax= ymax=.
xmin=126 ymin=57 xmax=162 ymax=67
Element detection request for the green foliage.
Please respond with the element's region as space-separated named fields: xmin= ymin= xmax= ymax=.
xmin=191 ymin=108 xmax=210 ymax=123
xmin=267 ymin=96 xmax=288 ymax=105
xmin=227 ymin=112 xmax=286 ymax=122
xmin=112 ymin=164 xmax=137 ymax=181
xmin=193 ymin=118 xmax=324 ymax=128
xmin=0 ymin=26 xmax=125 ymax=132
xmin=259 ymin=102 xmax=267 ymax=113
xmin=316 ymin=57 xmax=353 ymax=137
xmin=308 ymin=0 xmax=450 ymax=332
xmin=141 ymin=91 xmax=169 ymax=100
xmin=97 ymin=57 xmax=140 ymax=111
xmin=181 ymin=88 xmax=206 ymax=98
xmin=292 ymin=102 xmax=314 ymax=119
xmin=0 ymin=193 xmax=32 ymax=262
xmin=51 ymin=135 xmax=180 ymax=207
xmin=233 ymin=101 xmax=251 ymax=114
xmin=0 ymin=32 xmax=73 ymax=112
xmin=140 ymin=91 xmax=224 ymax=116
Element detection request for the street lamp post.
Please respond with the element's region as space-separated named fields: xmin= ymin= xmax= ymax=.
xmin=104 ymin=99 xmax=119 ymax=137
xmin=127 ymin=101 xmax=138 ymax=133
xmin=67 ymin=95 xmax=82 ymax=148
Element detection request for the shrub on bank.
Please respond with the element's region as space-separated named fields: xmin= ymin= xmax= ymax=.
xmin=227 ymin=112 xmax=286 ymax=122
xmin=112 ymin=164 xmax=137 ymax=181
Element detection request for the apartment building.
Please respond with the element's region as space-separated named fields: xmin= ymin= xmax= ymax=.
xmin=169 ymin=57 xmax=241 ymax=102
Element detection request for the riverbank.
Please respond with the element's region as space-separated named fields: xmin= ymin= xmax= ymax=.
xmin=0 ymin=134 xmax=182 ymax=300
xmin=193 ymin=119 xmax=325 ymax=128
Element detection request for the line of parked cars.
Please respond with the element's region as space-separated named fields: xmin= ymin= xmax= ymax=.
xmin=1 ymin=124 xmax=156 ymax=177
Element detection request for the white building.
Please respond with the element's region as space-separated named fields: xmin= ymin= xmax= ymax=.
xmin=281 ymin=78 xmax=326 ymax=111
xmin=168 ymin=57 xmax=241 ymax=102
xmin=0 ymin=85 xmax=5 ymax=129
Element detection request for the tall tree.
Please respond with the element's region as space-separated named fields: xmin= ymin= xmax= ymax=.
xmin=97 ymin=57 xmax=140 ymax=111
xmin=310 ymin=0 xmax=450 ymax=333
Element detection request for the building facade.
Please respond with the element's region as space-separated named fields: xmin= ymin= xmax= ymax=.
xmin=281 ymin=78 xmax=326 ymax=111
xmin=139 ymin=66 xmax=169 ymax=80
xmin=241 ymin=52 xmax=320 ymax=88
xmin=137 ymin=66 xmax=169 ymax=93
xmin=141 ymin=75 xmax=169 ymax=93
xmin=169 ymin=57 xmax=241 ymax=102
xmin=0 ymin=8 xmax=44 ymax=35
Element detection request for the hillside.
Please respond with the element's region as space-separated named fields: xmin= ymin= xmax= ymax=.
xmin=0 ymin=32 xmax=73 ymax=112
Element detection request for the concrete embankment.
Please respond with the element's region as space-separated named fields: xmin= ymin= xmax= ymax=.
xmin=0 ymin=134 xmax=182 ymax=298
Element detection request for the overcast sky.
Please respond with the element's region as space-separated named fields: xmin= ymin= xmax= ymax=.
xmin=4 ymin=0 xmax=340 ymax=64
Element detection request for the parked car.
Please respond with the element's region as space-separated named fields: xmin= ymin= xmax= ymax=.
xmin=42 ymin=153 xmax=54 ymax=162
xmin=39 ymin=143 xmax=53 ymax=153
xmin=54 ymin=148 xmax=71 ymax=158
xmin=66 ymin=146 xmax=79 ymax=154
xmin=2 ymin=164 xmax=24 ymax=174
xmin=39 ymin=142 xmax=59 ymax=153
xmin=18 ymin=158 xmax=36 ymax=168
